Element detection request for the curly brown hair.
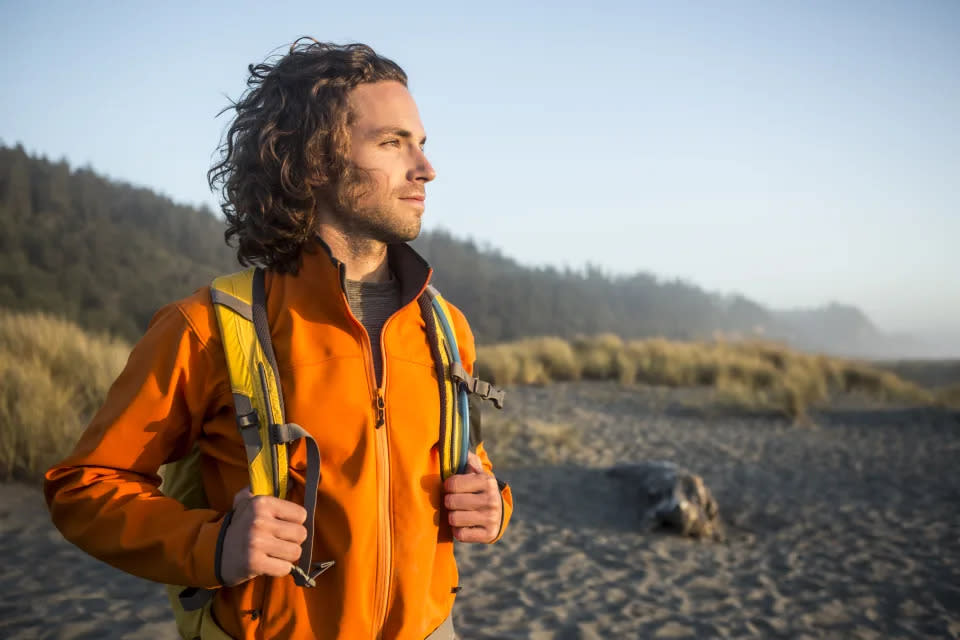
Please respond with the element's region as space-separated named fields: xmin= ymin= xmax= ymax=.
xmin=208 ymin=39 xmax=408 ymax=273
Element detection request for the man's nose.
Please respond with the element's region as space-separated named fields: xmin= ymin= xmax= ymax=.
xmin=412 ymin=148 xmax=436 ymax=183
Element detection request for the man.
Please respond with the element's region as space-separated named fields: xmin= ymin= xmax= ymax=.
xmin=44 ymin=40 xmax=513 ymax=640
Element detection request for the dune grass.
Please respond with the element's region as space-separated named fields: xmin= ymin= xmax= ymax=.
xmin=478 ymin=334 xmax=950 ymax=421
xmin=0 ymin=309 xmax=130 ymax=481
xmin=2 ymin=307 xmax=955 ymax=480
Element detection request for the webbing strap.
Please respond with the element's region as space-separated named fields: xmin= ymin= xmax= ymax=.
xmin=270 ymin=422 xmax=330 ymax=586
xmin=252 ymin=269 xmax=285 ymax=419
xmin=209 ymin=289 xmax=253 ymax=321
xmin=252 ymin=268 xmax=288 ymax=499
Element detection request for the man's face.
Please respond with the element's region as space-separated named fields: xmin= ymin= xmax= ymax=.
xmin=332 ymin=81 xmax=436 ymax=244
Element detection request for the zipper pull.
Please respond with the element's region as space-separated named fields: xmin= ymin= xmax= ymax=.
xmin=376 ymin=391 xmax=386 ymax=429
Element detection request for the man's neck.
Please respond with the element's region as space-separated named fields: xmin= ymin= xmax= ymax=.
xmin=316 ymin=223 xmax=392 ymax=283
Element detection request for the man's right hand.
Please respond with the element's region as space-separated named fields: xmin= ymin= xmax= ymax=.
xmin=219 ymin=487 xmax=308 ymax=586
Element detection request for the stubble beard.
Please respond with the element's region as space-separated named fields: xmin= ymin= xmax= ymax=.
xmin=330 ymin=168 xmax=422 ymax=247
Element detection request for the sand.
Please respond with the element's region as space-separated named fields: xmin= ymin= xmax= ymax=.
xmin=2 ymin=382 xmax=959 ymax=639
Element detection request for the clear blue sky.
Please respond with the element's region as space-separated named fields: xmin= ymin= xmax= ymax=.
xmin=2 ymin=1 xmax=958 ymax=341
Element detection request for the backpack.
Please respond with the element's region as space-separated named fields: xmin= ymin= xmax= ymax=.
xmin=160 ymin=267 xmax=504 ymax=639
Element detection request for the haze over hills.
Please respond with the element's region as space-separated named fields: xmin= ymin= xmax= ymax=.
xmin=0 ymin=144 xmax=946 ymax=358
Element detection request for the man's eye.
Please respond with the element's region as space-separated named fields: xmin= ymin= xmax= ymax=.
xmin=381 ymin=139 xmax=400 ymax=147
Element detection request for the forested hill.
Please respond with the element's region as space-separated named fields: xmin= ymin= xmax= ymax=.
xmin=0 ymin=144 xmax=892 ymax=354
xmin=0 ymin=144 xmax=237 ymax=340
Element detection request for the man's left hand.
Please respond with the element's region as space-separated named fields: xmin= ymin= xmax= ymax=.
xmin=443 ymin=452 xmax=502 ymax=543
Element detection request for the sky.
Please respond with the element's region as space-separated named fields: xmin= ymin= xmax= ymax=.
xmin=1 ymin=1 xmax=958 ymax=342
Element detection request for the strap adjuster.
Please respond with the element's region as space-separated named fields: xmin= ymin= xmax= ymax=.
xmin=448 ymin=362 xmax=505 ymax=409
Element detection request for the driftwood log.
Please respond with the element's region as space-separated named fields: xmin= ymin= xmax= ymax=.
xmin=606 ymin=461 xmax=723 ymax=541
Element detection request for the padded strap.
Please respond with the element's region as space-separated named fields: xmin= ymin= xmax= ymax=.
xmin=419 ymin=294 xmax=454 ymax=478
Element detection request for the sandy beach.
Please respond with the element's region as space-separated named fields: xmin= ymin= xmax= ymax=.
xmin=3 ymin=382 xmax=958 ymax=639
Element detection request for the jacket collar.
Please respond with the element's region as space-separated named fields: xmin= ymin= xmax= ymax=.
xmin=299 ymin=237 xmax=433 ymax=307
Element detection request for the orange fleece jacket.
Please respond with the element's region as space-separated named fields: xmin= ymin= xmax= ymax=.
xmin=44 ymin=242 xmax=513 ymax=639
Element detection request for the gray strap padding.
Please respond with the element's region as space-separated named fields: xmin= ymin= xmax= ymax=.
xmin=210 ymin=288 xmax=253 ymax=321
xmin=449 ymin=362 xmax=506 ymax=410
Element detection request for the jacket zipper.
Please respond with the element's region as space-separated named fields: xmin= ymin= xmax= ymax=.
xmin=372 ymin=386 xmax=391 ymax=639
xmin=338 ymin=285 xmax=395 ymax=640
xmin=337 ymin=263 xmax=434 ymax=638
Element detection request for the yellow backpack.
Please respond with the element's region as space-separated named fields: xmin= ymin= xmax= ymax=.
xmin=160 ymin=267 xmax=504 ymax=639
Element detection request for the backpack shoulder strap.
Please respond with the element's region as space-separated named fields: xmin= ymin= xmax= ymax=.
xmin=210 ymin=267 xmax=330 ymax=588
xmin=420 ymin=285 xmax=505 ymax=481
xmin=211 ymin=267 xmax=289 ymax=498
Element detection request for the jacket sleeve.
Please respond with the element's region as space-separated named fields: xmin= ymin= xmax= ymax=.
xmin=447 ymin=303 xmax=513 ymax=544
xmin=44 ymin=299 xmax=230 ymax=588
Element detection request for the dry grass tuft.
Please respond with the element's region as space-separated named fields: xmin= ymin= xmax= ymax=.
xmin=0 ymin=310 xmax=130 ymax=480
xmin=3 ymin=309 xmax=950 ymax=479
xmin=479 ymin=336 xmax=938 ymax=421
